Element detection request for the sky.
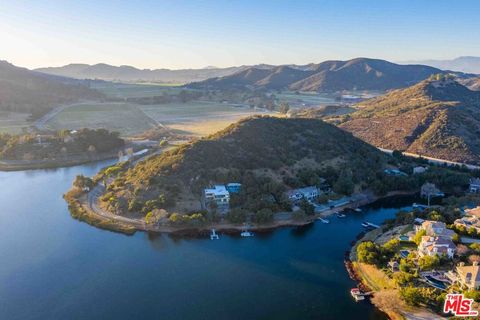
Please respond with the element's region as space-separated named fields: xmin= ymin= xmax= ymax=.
xmin=0 ymin=0 xmax=479 ymax=70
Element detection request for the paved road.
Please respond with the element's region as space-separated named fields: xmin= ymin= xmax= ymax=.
xmin=378 ymin=148 xmax=480 ymax=170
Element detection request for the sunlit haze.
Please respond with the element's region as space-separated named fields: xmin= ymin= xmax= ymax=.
xmin=1 ymin=0 xmax=479 ymax=69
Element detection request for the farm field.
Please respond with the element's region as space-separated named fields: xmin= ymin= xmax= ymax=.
xmin=276 ymin=91 xmax=336 ymax=107
xmin=140 ymin=101 xmax=273 ymax=136
xmin=0 ymin=112 xmax=31 ymax=134
xmin=92 ymin=82 xmax=186 ymax=99
xmin=44 ymin=100 xmax=272 ymax=137
xmin=44 ymin=102 xmax=157 ymax=136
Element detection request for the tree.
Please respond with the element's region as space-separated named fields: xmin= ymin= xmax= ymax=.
xmin=383 ymin=239 xmax=400 ymax=253
xmin=357 ymin=241 xmax=381 ymax=265
xmin=298 ymin=199 xmax=314 ymax=216
xmin=253 ymin=208 xmax=274 ymax=224
xmin=418 ymin=255 xmax=439 ymax=270
xmin=225 ymin=208 xmax=247 ymax=224
xmin=413 ymin=229 xmax=426 ymax=246
xmin=400 ymin=287 xmax=423 ymax=306
xmin=333 ymin=170 xmax=355 ymax=195
xmin=277 ymin=102 xmax=290 ymax=114
xmin=73 ymin=175 xmax=94 ymax=191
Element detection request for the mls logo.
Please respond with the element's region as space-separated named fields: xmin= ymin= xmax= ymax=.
xmin=443 ymin=294 xmax=478 ymax=317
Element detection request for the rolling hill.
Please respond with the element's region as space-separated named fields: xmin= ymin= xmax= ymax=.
xmin=36 ymin=63 xmax=246 ymax=83
xmin=188 ymin=58 xmax=445 ymax=92
xmin=403 ymin=56 xmax=480 ymax=74
xmin=0 ymin=61 xmax=103 ymax=119
xmin=107 ymin=116 xmax=388 ymax=214
xmin=338 ymin=75 xmax=480 ymax=164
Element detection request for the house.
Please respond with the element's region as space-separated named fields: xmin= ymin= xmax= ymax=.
xmin=413 ymin=166 xmax=427 ymax=174
xmin=225 ymin=183 xmax=241 ymax=194
xmin=465 ymin=206 xmax=480 ymax=218
xmin=455 ymin=262 xmax=480 ymax=290
xmin=415 ymin=220 xmax=456 ymax=239
xmin=454 ymin=216 xmax=480 ymax=234
xmin=204 ymin=185 xmax=230 ymax=209
xmin=384 ymin=169 xmax=408 ymax=176
xmin=418 ymin=236 xmax=456 ymax=259
xmin=286 ymin=186 xmax=319 ymax=203
xmin=469 ymin=178 xmax=480 ymax=193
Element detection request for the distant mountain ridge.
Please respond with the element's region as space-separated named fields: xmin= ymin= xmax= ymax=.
xmin=36 ymin=63 xmax=248 ymax=83
xmin=402 ymin=56 xmax=480 ymax=74
xmin=0 ymin=61 xmax=103 ymax=119
xmin=188 ymin=58 xmax=446 ymax=92
xmin=338 ymin=75 xmax=480 ymax=164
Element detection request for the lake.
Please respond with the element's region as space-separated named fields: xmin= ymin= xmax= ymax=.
xmin=0 ymin=161 xmax=418 ymax=320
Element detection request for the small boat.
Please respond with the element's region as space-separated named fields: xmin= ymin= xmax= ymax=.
xmin=350 ymin=288 xmax=365 ymax=301
xmin=361 ymin=222 xmax=370 ymax=228
xmin=210 ymin=229 xmax=219 ymax=240
xmin=241 ymin=231 xmax=254 ymax=237
xmin=337 ymin=213 xmax=346 ymax=218
xmin=354 ymin=208 xmax=362 ymax=213
xmin=241 ymin=224 xmax=254 ymax=237
xmin=317 ymin=217 xmax=330 ymax=224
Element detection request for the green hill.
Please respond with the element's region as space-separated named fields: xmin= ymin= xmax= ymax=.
xmin=105 ymin=116 xmax=388 ymax=215
xmin=0 ymin=61 xmax=103 ymax=119
xmin=338 ymin=75 xmax=480 ymax=164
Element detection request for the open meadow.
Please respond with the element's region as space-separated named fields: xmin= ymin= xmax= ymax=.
xmin=0 ymin=112 xmax=31 ymax=134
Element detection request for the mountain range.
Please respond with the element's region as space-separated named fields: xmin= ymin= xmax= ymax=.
xmin=188 ymin=58 xmax=446 ymax=92
xmin=402 ymin=56 xmax=480 ymax=74
xmin=35 ymin=63 xmax=247 ymax=83
xmin=0 ymin=61 xmax=102 ymax=119
xmin=338 ymin=75 xmax=480 ymax=164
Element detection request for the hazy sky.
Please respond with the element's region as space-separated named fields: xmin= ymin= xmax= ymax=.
xmin=1 ymin=0 xmax=479 ymax=69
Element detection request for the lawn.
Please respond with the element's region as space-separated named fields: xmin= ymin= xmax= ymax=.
xmin=44 ymin=102 xmax=157 ymax=136
xmin=92 ymin=82 xmax=187 ymax=99
xmin=0 ymin=112 xmax=31 ymax=134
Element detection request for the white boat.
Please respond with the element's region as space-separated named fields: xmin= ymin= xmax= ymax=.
xmin=350 ymin=288 xmax=365 ymax=302
xmin=210 ymin=229 xmax=219 ymax=240
xmin=354 ymin=208 xmax=362 ymax=213
xmin=337 ymin=213 xmax=346 ymax=218
xmin=241 ymin=231 xmax=254 ymax=237
xmin=318 ymin=217 xmax=330 ymax=224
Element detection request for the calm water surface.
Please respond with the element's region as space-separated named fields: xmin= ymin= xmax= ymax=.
xmin=0 ymin=161 xmax=418 ymax=320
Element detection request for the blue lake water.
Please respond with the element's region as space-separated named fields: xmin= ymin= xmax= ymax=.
xmin=0 ymin=161 xmax=418 ymax=319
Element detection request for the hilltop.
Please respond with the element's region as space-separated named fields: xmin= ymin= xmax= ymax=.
xmin=104 ymin=116 xmax=388 ymax=216
xmin=338 ymin=75 xmax=480 ymax=164
xmin=36 ymin=63 xmax=246 ymax=83
xmin=188 ymin=58 xmax=444 ymax=92
xmin=403 ymin=56 xmax=480 ymax=74
xmin=0 ymin=61 xmax=103 ymax=119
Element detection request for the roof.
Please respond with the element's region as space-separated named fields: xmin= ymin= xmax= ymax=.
xmin=421 ymin=236 xmax=456 ymax=249
xmin=286 ymin=186 xmax=318 ymax=197
xmin=466 ymin=206 xmax=480 ymax=218
xmin=470 ymin=178 xmax=480 ymax=185
xmin=204 ymin=185 xmax=229 ymax=196
xmin=457 ymin=264 xmax=480 ymax=284
xmin=226 ymin=183 xmax=241 ymax=187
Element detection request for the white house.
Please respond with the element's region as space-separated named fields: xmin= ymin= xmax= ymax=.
xmin=286 ymin=186 xmax=319 ymax=202
xmin=418 ymin=236 xmax=456 ymax=259
xmin=413 ymin=166 xmax=427 ymax=174
xmin=469 ymin=178 xmax=480 ymax=193
xmin=204 ymin=185 xmax=230 ymax=208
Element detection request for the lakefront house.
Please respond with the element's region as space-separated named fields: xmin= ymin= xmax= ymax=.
xmin=417 ymin=236 xmax=456 ymax=259
xmin=469 ymin=178 xmax=480 ymax=193
xmin=415 ymin=220 xmax=456 ymax=239
xmin=204 ymin=185 xmax=230 ymax=209
xmin=447 ymin=262 xmax=480 ymax=290
xmin=286 ymin=186 xmax=319 ymax=203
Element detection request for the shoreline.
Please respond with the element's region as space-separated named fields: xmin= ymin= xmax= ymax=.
xmin=347 ymin=228 xmax=446 ymax=320
xmin=67 ymin=186 xmax=418 ymax=236
xmin=0 ymin=153 xmax=118 ymax=172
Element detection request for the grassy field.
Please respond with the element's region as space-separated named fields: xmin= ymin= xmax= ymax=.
xmin=44 ymin=102 xmax=157 ymax=136
xmin=139 ymin=101 xmax=272 ymax=136
xmin=276 ymin=91 xmax=336 ymax=107
xmin=92 ymin=82 xmax=186 ymax=99
xmin=44 ymin=100 xmax=272 ymax=137
xmin=0 ymin=112 xmax=31 ymax=134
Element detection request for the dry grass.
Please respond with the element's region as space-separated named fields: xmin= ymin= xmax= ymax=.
xmin=353 ymin=262 xmax=395 ymax=291
xmin=0 ymin=112 xmax=30 ymax=134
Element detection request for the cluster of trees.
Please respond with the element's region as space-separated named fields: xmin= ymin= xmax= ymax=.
xmin=0 ymin=128 xmax=124 ymax=160
xmin=357 ymin=239 xmax=400 ymax=266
